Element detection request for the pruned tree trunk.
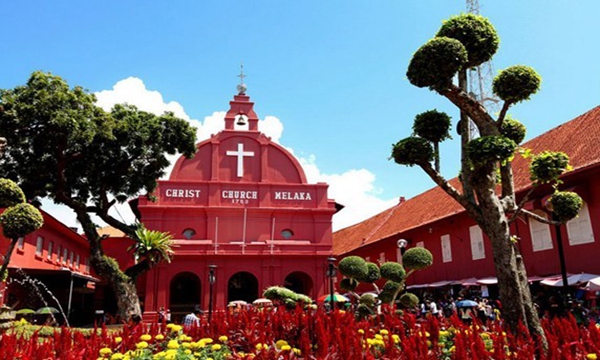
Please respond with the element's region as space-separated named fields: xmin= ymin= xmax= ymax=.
xmin=0 ymin=237 xmax=19 ymax=282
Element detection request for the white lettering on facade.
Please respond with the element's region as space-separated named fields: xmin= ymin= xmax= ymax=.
xmin=165 ymin=189 xmax=202 ymax=198
xmin=221 ymin=190 xmax=258 ymax=199
xmin=274 ymin=191 xmax=312 ymax=201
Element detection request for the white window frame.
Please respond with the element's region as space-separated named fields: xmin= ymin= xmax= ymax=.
xmin=365 ymin=256 xmax=370 ymax=262
xmin=416 ymin=241 xmax=424 ymax=248
xmin=69 ymin=251 xmax=74 ymax=266
xmin=529 ymin=210 xmax=553 ymax=252
xmin=441 ymin=234 xmax=452 ymax=263
xmin=62 ymin=248 xmax=68 ymax=264
xmin=396 ymin=248 xmax=402 ymax=263
xmin=57 ymin=245 xmax=62 ymax=263
xmin=75 ymin=254 xmax=80 ymax=269
xmin=379 ymin=252 xmax=386 ymax=264
xmin=17 ymin=237 xmax=25 ymax=250
xmin=35 ymin=236 xmax=44 ymax=256
xmin=47 ymin=241 xmax=53 ymax=260
xmin=469 ymin=225 xmax=486 ymax=260
xmin=566 ymin=202 xmax=595 ymax=245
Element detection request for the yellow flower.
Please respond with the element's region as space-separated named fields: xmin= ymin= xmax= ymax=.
xmin=211 ymin=344 xmax=222 ymax=351
xmin=358 ymin=329 xmax=365 ymax=334
xmin=170 ymin=325 xmax=182 ymax=333
xmin=392 ymin=334 xmax=400 ymax=344
xmin=99 ymin=348 xmax=113 ymax=355
xmin=281 ymin=345 xmax=292 ymax=351
xmin=184 ymin=349 xmax=192 ymax=355
xmin=135 ymin=341 xmax=148 ymax=349
xmin=219 ymin=335 xmax=228 ymax=342
xmin=110 ymin=354 xmax=124 ymax=360
xmin=115 ymin=337 xmax=123 ymax=343
xmin=201 ymin=337 xmax=214 ymax=344
xmin=588 ymin=354 xmax=598 ymax=360
xmin=155 ymin=334 xmax=164 ymax=341
xmin=374 ymin=334 xmax=383 ymax=340
xmin=139 ymin=334 xmax=152 ymax=341
xmin=293 ymin=348 xmax=301 ymax=355
xmin=379 ymin=329 xmax=389 ymax=335
xmin=182 ymin=342 xmax=191 ymax=348
xmin=276 ymin=339 xmax=289 ymax=349
xmin=167 ymin=340 xmax=179 ymax=349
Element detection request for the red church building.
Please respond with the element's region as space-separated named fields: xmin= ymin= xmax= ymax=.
xmin=130 ymin=85 xmax=339 ymax=321
xmin=334 ymin=106 xmax=600 ymax=296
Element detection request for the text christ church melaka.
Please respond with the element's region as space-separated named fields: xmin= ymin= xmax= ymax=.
xmin=134 ymin=81 xmax=339 ymax=321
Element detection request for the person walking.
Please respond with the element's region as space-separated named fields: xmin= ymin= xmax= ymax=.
xmin=182 ymin=306 xmax=202 ymax=328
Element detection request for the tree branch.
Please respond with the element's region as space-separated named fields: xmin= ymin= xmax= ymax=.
xmin=441 ymin=84 xmax=496 ymax=135
xmin=507 ymin=187 xmax=536 ymax=224
xmin=519 ymin=208 xmax=560 ymax=226
xmin=124 ymin=258 xmax=151 ymax=280
xmin=496 ymin=101 xmax=511 ymax=128
xmin=420 ymin=162 xmax=481 ymax=221
xmin=500 ymin=163 xmax=515 ymax=205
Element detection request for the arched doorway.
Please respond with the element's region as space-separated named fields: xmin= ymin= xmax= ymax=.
xmin=170 ymin=272 xmax=201 ymax=323
xmin=227 ymin=272 xmax=259 ymax=303
xmin=284 ymin=271 xmax=313 ymax=296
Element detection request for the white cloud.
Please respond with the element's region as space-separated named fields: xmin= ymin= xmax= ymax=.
xmin=43 ymin=77 xmax=392 ymax=233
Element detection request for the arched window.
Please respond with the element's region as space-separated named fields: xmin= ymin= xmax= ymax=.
xmin=281 ymin=229 xmax=294 ymax=240
xmin=182 ymin=228 xmax=196 ymax=240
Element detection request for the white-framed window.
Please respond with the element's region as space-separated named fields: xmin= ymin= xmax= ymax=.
xmin=47 ymin=241 xmax=54 ymax=260
xmin=85 ymin=258 xmax=90 ymax=273
xmin=75 ymin=254 xmax=80 ymax=269
xmin=470 ymin=225 xmax=486 ymax=260
xmin=416 ymin=241 xmax=424 ymax=248
xmin=441 ymin=234 xmax=452 ymax=263
xmin=35 ymin=236 xmax=44 ymax=256
xmin=57 ymin=245 xmax=62 ymax=263
xmin=17 ymin=237 xmax=24 ymax=250
xmin=62 ymin=248 xmax=68 ymax=264
xmin=396 ymin=248 xmax=402 ymax=263
xmin=69 ymin=251 xmax=74 ymax=266
xmin=567 ymin=202 xmax=595 ymax=245
xmin=365 ymin=256 xmax=370 ymax=262
xmin=529 ymin=211 xmax=553 ymax=252
xmin=379 ymin=252 xmax=386 ymax=264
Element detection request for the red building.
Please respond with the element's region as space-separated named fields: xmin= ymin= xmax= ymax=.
xmin=334 ymin=106 xmax=600 ymax=295
xmin=130 ymin=87 xmax=338 ymax=321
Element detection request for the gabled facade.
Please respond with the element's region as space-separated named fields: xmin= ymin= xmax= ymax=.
xmin=334 ymin=106 xmax=600 ymax=289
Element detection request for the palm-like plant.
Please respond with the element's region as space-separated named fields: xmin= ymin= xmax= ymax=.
xmin=128 ymin=227 xmax=176 ymax=265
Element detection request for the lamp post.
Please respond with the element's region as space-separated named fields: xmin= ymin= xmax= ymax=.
xmin=326 ymin=257 xmax=337 ymax=312
xmin=208 ymin=265 xmax=216 ymax=324
xmin=397 ymin=239 xmax=408 ymax=262
xmin=551 ymin=214 xmax=570 ymax=298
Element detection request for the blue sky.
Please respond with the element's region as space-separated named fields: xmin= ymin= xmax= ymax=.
xmin=2 ymin=1 xmax=600 ymax=231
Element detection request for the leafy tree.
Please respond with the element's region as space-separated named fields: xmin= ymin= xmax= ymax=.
xmin=395 ymin=13 xmax=582 ymax=349
xmin=0 ymin=177 xmax=44 ymax=281
xmin=0 ymin=71 xmax=197 ymax=320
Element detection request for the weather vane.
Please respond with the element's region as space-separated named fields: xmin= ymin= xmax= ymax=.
xmin=236 ymin=63 xmax=247 ymax=95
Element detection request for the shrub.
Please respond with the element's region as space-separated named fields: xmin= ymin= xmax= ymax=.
xmin=338 ymin=256 xmax=368 ymax=279
xmin=530 ymin=151 xmax=570 ymax=184
xmin=467 ymin=136 xmax=517 ymax=168
xmin=391 ymin=137 xmax=434 ymax=167
xmin=399 ymin=292 xmax=420 ymax=308
xmin=358 ymin=293 xmax=378 ymax=308
xmin=407 ymin=37 xmax=468 ymax=91
xmin=0 ymin=179 xmax=26 ymax=208
xmin=412 ymin=110 xmax=452 ymax=143
xmin=548 ymin=191 xmax=583 ymax=223
xmin=501 ymin=117 xmax=526 ymax=144
xmin=340 ymin=278 xmax=359 ymax=291
xmin=357 ymin=262 xmax=381 ymax=283
xmin=493 ymin=65 xmax=541 ymax=104
xmin=0 ymin=203 xmax=43 ymax=239
xmin=402 ymin=247 xmax=433 ymax=270
xmin=379 ymin=262 xmax=406 ymax=283
xmin=436 ymin=13 xmax=499 ymax=68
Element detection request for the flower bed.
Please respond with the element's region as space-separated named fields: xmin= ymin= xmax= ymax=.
xmin=1 ymin=307 xmax=599 ymax=359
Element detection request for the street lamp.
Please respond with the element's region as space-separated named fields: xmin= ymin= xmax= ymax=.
xmin=551 ymin=214 xmax=570 ymax=297
xmin=208 ymin=264 xmax=216 ymax=323
xmin=326 ymin=257 xmax=337 ymax=312
xmin=397 ymin=239 xmax=408 ymax=262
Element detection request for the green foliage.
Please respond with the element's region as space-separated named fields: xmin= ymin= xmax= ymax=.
xmin=379 ymin=262 xmax=406 ymax=283
xmin=391 ymin=137 xmax=434 ymax=167
xmin=412 ymin=110 xmax=452 ymax=143
xmin=128 ymin=227 xmax=175 ymax=264
xmin=262 ymin=286 xmax=313 ymax=305
xmin=407 ymin=37 xmax=468 ymax=91
xmin=359 ymin=293 xmax=378 ymax=307
xmin=493 ymin=65 xmax=541 ymax=104
xmin=501 ymin=117 xmax=527 ymax=144
xmin=340 ymin=278 xmax=359 ymax=291
xmin=530 ymin=151 xmax=570 ymax=184
xmin=0 ymin=178 xmax=25 ymax=208
xmin=0 ymin=203 xmax=43 ymax=239
xmin=382 ymin=280 xmax=402 ymax=294
xmin=402 ymin=247 xmax=433 ymax=270
xmin=378 ymin=291 xmax=394 ymax=304
xmin=436 ymin=13 xmax=499 ymax=68
xmin=399 ymin=292 xmax=420 ymax=308
xmin=338 ymin=256 xmax=368 ymax=279
xmin=467 ymin=136 xmax=517 ymax=168
xmin=548 ymin=191 xmax=583 ymax=223
xmin=357 ymin=262 xmax=381 ymax=283
xmin=355 ymin=303 xmax=374 ymax=318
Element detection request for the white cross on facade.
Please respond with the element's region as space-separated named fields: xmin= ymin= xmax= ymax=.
xmin=226 ymin=143 xmax=254 ymax=177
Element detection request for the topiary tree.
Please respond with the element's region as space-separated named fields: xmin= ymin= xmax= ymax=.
xmin=0 ymin=178 xmax=44 ymax=281
xmin=396 ymin=13 xmax=582 ymax=349
xmin=263 ymin=286 xmax=312 ymax=309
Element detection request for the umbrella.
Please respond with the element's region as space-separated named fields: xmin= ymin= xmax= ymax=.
xmin=35 ymin=307 xmax=60 ymax=314
xmin=318 ymin=293 xmax=349 ymax=303
xmin=455 ymin=300 xmax=478 ymax=308
xmin=227 ymin=300 xmax=248 ymax=307
xmin=252 ymin=298 xmax=272 ymax=305
xmin=16 ymin=308 xmax=35 ymax=315
xmin=541 ymin=273 xmax=600 ymax=287
xmin=585 ymin=276 xmax=600 ymax=291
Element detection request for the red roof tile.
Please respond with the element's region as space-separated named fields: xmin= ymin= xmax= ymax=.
xmin=333 ymin=106 xmax=600 ymax=255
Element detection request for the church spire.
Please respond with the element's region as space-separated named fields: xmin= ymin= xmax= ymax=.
xmin=236 ymin=62 xmax=247 ymax=95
